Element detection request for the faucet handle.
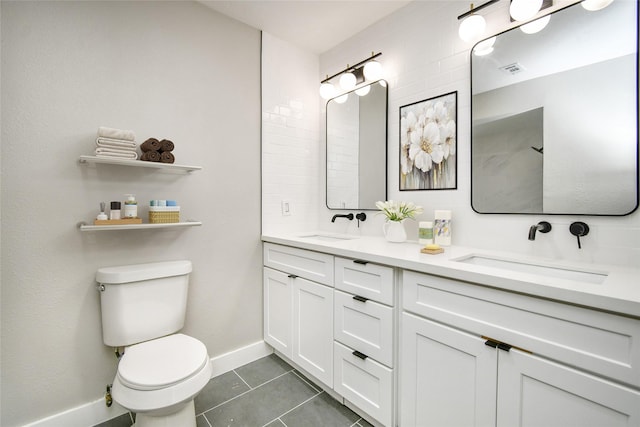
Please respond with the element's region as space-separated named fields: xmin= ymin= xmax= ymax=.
xmin=569 ymin=222 xmax=589 ymax=249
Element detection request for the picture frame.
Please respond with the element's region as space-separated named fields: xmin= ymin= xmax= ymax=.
xmin=399 ymin=91 xmax=457 ymax=191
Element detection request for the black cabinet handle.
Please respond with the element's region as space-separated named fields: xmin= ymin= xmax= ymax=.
xmin=352 ymin=350 xmax=368 ymax=360
xmin=353 ymin=259 xmax=369 ymax=265
xmin=352 ymin=295 xmax=369 ymax=303
xmin=287 ymin=274 xmax=298 ymax=279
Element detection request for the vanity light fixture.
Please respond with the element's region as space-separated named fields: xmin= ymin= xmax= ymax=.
xmin=510 ymin=0 xmax=543 ymax=22
xmin=319 ymin=52 xmax=383 ymax=100
xmin=458 ymin=0 xmax=499 ymax=42
xmin=581 ymin=0 xmax=614 ymax=11
xmin=473 ymin=36 xmax=497 ymax=56
xmin=520 ymin=14 xmax=551 ymax=33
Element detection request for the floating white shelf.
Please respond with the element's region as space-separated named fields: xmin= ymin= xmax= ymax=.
xmin=79 ymin=221 xmax=202 ymax=232
xmin=78 ymin=155 xmax=202 ymax=172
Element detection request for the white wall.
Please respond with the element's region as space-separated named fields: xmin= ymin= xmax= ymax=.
xmin=262 ymin=32 xmax=321 ymax=234
xmin=0 ymin=2 xmax=262 ymax=426
xmin=319 ymin=0 xmax=640 ymax=267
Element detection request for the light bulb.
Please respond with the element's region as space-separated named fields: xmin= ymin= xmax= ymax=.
xmin=319 ymin=82 xmax=336 ymax=100
xmin=334 ymin=94 xmax=349 ymax=104
xmin=581 ymin=0 xmax=614 ymax=11
xmin=473 ymin=36 xmax=496 ymax=56
xmin=339 ymin=72 xmax=357 ymax=90
xmin=520 ymin=14 xmax=550 ymax=34
xmin=355 ymin=85 xmax=371 ymax=96
xmin=363 ymin=60 xmax=383 ymax=81
xmin=510 ymin=0 xmax=543 ymax=22
xmin=458 ymin=14 xmax=486 ymax=42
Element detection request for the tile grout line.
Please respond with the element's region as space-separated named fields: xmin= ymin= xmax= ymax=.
xmin=291 ymin=370 xmax=322 ymax=393
xmin=259 ymin=390 xmax=324 ymax=427
xmin=199 ymin=369 xmax=296 ymax=417
xmin=233 ymin=368 xmax=254 ymax=390
xmin=350 ymin=418 xmax=364 ymax=427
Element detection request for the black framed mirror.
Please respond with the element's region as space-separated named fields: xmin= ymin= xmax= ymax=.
xmin=471 ymin=1 xmax=638 ymax=215
xmin=326 ymin=80 xmax=388 ymax=210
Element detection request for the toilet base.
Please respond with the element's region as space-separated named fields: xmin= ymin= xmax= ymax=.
xmin=133 ymin=399 xmax=196 ymax=427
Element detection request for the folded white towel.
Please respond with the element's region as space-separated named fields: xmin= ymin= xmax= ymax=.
xmin=96 ymin=137 xmax=137 ymax=149
xmin=95 ymin=147 xmax=138 ymax=160
xmin=98 ymin=126 xmax=136 ymax=142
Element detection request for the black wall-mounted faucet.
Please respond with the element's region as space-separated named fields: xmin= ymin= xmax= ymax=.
xmin=355 ymin=212 xmax=367 ymax=227
xmin=528 ymin=221 xmax=552 ymax=240
xmin=569 ymin=221 xmax=589 ymax=249
xmin=331 ymin=213 xmax=354 ymax=223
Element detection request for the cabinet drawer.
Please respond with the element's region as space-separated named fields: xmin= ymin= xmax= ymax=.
xmin=403 ymin=269 xmax=640 ymax=388
xmin=334 ymin=341 xmax=393 ymax=427
xmin=264 ymin=243 xmax=334 ymax=286
xmin=335 ymin=257 xmax=394 ymax=305
xmin=334 ymin=290 xmax=393 ymax=367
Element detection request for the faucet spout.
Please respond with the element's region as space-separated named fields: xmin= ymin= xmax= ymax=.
xmin=528 ymin=221 xmax=552 ymax=240
xmin=331 ymin=213 xmax=354 ymax=223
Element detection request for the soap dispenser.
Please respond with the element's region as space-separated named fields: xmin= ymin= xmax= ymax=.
xmin=123 ymin=194 xmax=138 ymax=218
xmin=97 ymin=202 xmax=108 ymax=220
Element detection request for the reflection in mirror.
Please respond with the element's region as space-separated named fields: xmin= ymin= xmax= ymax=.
xmin=471 ymin=1 xmax=638 ymax=215
xmin=326 ymin=80 xmax=388 ymax=210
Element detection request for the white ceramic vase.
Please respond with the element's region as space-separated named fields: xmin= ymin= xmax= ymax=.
xmin=383 ymin=220 xmax=407 ymax=243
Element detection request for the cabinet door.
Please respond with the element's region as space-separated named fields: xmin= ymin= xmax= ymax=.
xmin=400 ymin=313 xmax=497 ymax=427
xmin=498 ymin=348 xmax=640 ymax=427
xmin=293 ymin=277 xmax=334 ymax=387
xmin=263 ymin=267 xmax=293 ymax=358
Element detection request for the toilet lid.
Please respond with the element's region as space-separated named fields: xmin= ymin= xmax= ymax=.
xmin=117 ymin=334 xmax=209 ymax=391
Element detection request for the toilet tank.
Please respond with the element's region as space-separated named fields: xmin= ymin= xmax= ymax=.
xmin=97 ymin=260 xmax=193 ymax=347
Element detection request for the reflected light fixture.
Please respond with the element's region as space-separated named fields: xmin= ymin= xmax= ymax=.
xmin=473 ymin=36 xmax=496 ymax=56
xmin=581 ymin=0 xmax=614 ymax=11
xmin=319 ymin=52 xmax=383 ymax=100
xmin=457 ymin=0 xmax=499 ymax=42
xmin=520 ymin=14 xmax=551 ymax=33
xmin=355 ymin=85 xmax=371 ymax=96
xmin=334 ymin=94 xmax=349 ymax=104
xmin=510 ymin=0 xmax=543 ymax=21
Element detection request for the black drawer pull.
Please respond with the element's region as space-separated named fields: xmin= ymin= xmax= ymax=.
xmin=352 ymin=295 xmax=369 ymax=303
xmin=353 ymin=259 xmax=369 ymax=265
xmin=287 ymin=274 xmax=298 ymax=279
xmin=352 ymin=350 xmax=368 ymax=360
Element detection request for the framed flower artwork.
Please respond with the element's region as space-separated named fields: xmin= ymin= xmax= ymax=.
xmin=400 ymin=91 xmax=457 ymax=191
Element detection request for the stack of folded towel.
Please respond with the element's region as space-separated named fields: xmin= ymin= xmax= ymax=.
xmin=95 ymin=126 xmax=138 ymax=159
xmin=140 ymin=138 xmax=175 ymax=164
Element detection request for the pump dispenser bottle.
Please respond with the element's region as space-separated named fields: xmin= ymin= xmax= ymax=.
xmin=123 ymin=194 xmax=138 ymax=218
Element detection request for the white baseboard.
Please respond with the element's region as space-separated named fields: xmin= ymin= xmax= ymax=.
xmin=25 ymin=340 xmax=272 ymax=427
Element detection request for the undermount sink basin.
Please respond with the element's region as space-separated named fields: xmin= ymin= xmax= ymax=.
xmin=454 ymin=254 xmax=608 ymax=284
xmin=298 ymin=233 xmax=357 ymax=242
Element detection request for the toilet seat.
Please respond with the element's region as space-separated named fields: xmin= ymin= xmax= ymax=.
xmin=118 ymin=334 xmax=208 ymax=391
xmin=112 ymin=334 xmax=213 ymax=414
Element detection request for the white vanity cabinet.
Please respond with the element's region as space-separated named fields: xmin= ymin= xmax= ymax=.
xmin=333 ymin=257 xmax=395 ymax=427
xmin=263 ymin=243 xmax=334 ymax=387
xmin=400 ymin=269 xmax=640 ymax=427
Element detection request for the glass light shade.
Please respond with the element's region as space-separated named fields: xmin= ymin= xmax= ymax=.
xmin=520 ymin=14 xmax=551 ymax=34
xmin=473 ymin=36 xmax=496 ymax=56
xmin=510 ymin=0 xmax=543 ymax=22
xmin=581 ymin=0 xmax=614 ymax=11
xmin=334 ymin=94 xmax=349 ymax=104
xmin=319 ymin=82 xmax=336 ymax=100
xmin=355 ymin=85 xmax=371 ymax=96
xmin=458 ymin=14 xmax=486 ymax=42
xmin=339 ymin=72 xmax=357 ymax=90
xmin=363 ymin=60 xmax=383 ymax=81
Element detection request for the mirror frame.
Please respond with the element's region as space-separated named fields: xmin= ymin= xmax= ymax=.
xmin=325 ymin=80 xmax=389 ymax=210
xmin=470 ymin=2 xmax=639 ymax=216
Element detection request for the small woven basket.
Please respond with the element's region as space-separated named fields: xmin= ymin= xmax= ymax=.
xmin=149 ymin=207 xmax=180 ymax=224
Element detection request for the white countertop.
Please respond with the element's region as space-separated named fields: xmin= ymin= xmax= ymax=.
xmin=262 ymin=232 xmax=640 ymax=317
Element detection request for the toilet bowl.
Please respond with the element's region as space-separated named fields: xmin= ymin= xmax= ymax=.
xmin=112 ymin=334 xmax=212 ymax=426
xmin=97 ymin=261 xmax=211 ymax=427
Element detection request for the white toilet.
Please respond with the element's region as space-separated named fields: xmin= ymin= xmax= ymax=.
xmin=97 ymin=260 xmax=212 ymax=427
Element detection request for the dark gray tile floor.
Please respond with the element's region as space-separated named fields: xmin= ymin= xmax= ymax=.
xmin=95 ymin=354 xmax=373 ymax=427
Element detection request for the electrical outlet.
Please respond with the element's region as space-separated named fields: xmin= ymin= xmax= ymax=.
xmin=281 ymin=200 xmax=291 ymax=216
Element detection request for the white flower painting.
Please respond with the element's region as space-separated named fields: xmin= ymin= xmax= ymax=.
xmin=400 ymin=92 xmax=457 ymax=190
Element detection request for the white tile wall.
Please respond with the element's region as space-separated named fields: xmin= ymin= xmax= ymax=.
xmin=262 ymin=32 xmax=321 ymax=234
